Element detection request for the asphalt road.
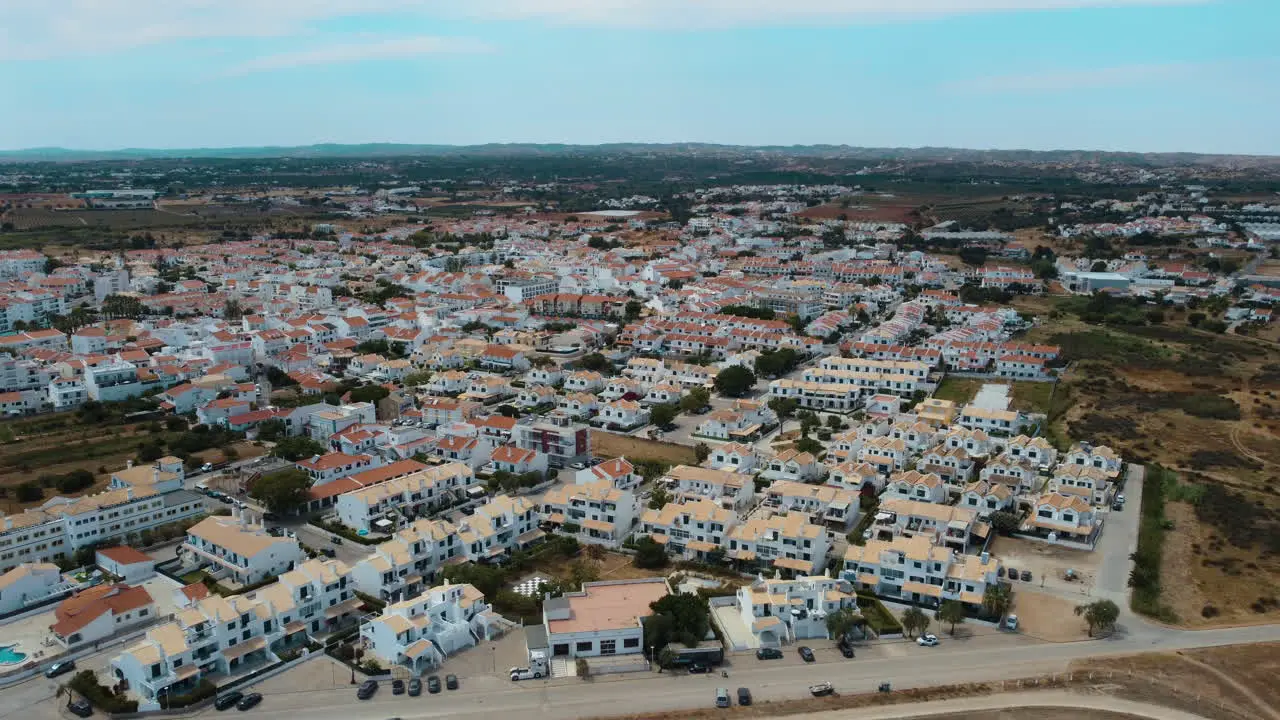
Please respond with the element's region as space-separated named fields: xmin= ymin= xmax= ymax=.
xmin=166 ymin=620 xmax=1280 ymax=720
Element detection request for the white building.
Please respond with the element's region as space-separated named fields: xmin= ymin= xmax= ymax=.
xmin=540 ymin=480 xmax=637 ymax=547
xmin=0 ymin=562 xmax=67 ymax=615
xmin=181 ymin=513 xmax=306 ymax=586
xmin=736 ymin=574 xmax=857 ymax=648
xmin=539 ymin=578 xmax=668 ymax=659
xmin=360 ymin=582 xmax=502 ymax=675
xmin=50 ymin=583 xmax=156 ymax=649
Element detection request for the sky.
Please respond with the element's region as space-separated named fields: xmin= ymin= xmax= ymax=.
xmin=2 ymin=0 xmax=1278 ymax=154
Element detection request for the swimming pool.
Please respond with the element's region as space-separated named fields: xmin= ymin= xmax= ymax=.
xmin=0 ymin=645 xmax=27 ymax=665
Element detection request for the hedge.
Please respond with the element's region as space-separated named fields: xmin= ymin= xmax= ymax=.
xmin=69 ymin=670 xmax=139 ymax=714
xmin=1130 ymin=464 xmax=1178 ymax=622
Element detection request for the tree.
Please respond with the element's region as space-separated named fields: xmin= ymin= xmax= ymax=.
xmin=16 ymin=481 xmax=43 ymax=503
xmin=693 ymin=442 xmax=711 ymax=464
xmin=647 ymin=593 xmax=709 ymax=649
xmin=1074 ymin=599 xmax=1120 ymax=637
xmin=901 ymin=607 xmax=930 ymax=638
xmin=347 ymin=384 xmax=390 ymax=404
xmin=958 ymin=247 xmax=988 ymax=267
xmin=989 ymin=511 xmax=1020 ymax=536
xmin=825 ymin=607 xmax=863 ymax=643
xmin=255 ymin=419 xmax=287 ymax=442
xmin=713 ymin=365 xmax=756 ymax=397
xmin=404 ymin=370 xmax=433 ymax=387
xmin=270 ymin=436 xmax=325 ymax=461
xmin=795 ymin=436 xmax=824 ymax=456
xmin=625 ymin=300 xmax=643 ymax=322
xmin=578 ymin=353 xmax=610 ymax=372
xmin=647 ymin=486 xmax=672 ymax=510
xmin=633 ymin=537 xmax=669 ymax=569
xmin=680 ymin=387 xmax=710 ymax=413
xmin=656 ymin=647 xmax=677 ymax=672
xmin=249 ymin=468 xmax=311 ymax=514
xmin=826 ymin=414 xmax=843 ymax=430
xmin=768 ymin=397 xmax=798 ymax=420
xmin=937 ymin=600 xmax=966 ymax=636
xmin=223 ymin=299 xmax=244 ymax=321
xmin=649 ymin=403 xmax=678 ymax=429
xmin=982 ymin=584 xmax=1012 ymax=619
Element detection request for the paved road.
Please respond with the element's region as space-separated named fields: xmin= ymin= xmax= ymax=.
xmin=155 ymin=619 xmax=1280 ymax=720
xmin=1095 ymin=464 xmax=1144 ymax=602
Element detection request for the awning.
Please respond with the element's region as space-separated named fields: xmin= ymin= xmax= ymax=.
xmin=732 ymin=549 xmax=756 ymax=561
xmin=576 ymin=516 xmax=611 ymax=532
xmin=902 ymin=581 xmax=943 ymax=598
xmin=485 ymin=545 xmax=507 ymax=558
xmin=222 ymin=637 xmax=266 ymax=660
xmin=546 ymin=513 xmax=566 ymax=524
xmin=284 ymin=621 xmax=307 ymax=635
xmin=650 ymin=534 xmax=670 ymax=545
xmin=752 ymin=616 xmax=783 ymax=632
xmin=516 ymin=529 xmax=546 ymax=544
xmin=772 ymin=556 xmax=812 ymax=571
xmin=857 ymin=573 xmax=878 ymax=587
xmin=324 ymin=597 xmax=363 ymax=619
xmin=403 ymin=639 xmax=435 ymax=659
xmin=686 ymin=539 xmax=718 ymax=552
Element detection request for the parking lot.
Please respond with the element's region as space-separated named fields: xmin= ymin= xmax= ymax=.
xmin=989 ymin=535 xmax=1102 ymax=598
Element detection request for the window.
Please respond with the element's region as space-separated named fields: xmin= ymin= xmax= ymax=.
xmin=600 ymin=640 xmax=616 ymax=655
xmin=575 ymin=641 xmax=593 ymax=652
xmin=623 ymin=638 xmax=639 ymax=649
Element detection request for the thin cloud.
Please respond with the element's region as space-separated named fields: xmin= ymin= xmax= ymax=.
xmin=219 ymin=36 xmax=494 ymax=77
xmin=942 ymin=60 xmax=1260 ymax=94
xmin=0 ymin=0 xmax=1210 ymax=59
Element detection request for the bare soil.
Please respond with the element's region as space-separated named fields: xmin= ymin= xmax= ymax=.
xmin=591 ymin=430 xmax=698 ymax=466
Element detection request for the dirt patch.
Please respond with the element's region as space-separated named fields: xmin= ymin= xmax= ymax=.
xmin=989 ymin=536 xmax=1101 ymax=595
xmin=1006 ymin=591 xmax=1090 ymax=642
xmin=592 ymin=430 xmax=697 ymax=466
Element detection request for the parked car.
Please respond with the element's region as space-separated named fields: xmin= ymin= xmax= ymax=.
xmin=1020 ymin=570 xmax=1032 ymax=582
xmin=427 ymin=675 xmax=442 ymax=694
xmin=687 ymin=663 xmax=712 ymax=674
xmin=737 ymin=688 xmax=752 ymax=706
xmin=755 ymin=647 xmax=783 ymax=660
xmin=1006 ymin=567 xmax=1018 ymax=580
xmin=68 ymin=698 xmax=93 ymax=718
xmin=809 ymin=681 xmax=834 ymax=697
xmin=838 ymin=643 xmax=855 ymax=658
xmin=356 ymin=680 xmax=378 ymax=699
xmin=917 ymin=634 xmax=940 ymax=647
xmin=408 ymin=678 xmax=421 ymax=697
xmin=215 ymin=692 xmax=244 ymax=711
xmin=45 ymin=660 xmax=76 ymax=678
xmin=1004 ymin=614 xmax=1019 ymax=631
xmin=235 ymin=693 xmax=262 ymax=711
xmin=1116 ymin=493 xmax=1126 ymax=504
xmin=201 ymin=463 xmax=214 ymax=472
xmin=445 ymin=674 xmax=458 ymax=690
xmin=996 ymin=566 xmax=1006 ymax=578
xmin=715 ymin=688 xmax=730 ymax=709
xmin=798 ymin=646 xmax=815 ymax=662
xmin=391 ymin=679 xmax=405 ymax=695
xmin=510 ymin=667 xmax=542 ymax=681
xmin=331 ymin=536 xmax=343 ymax=545
xmin=321 ymin=548 xmax=337 ymax=558
xmin=1112 ymin=501 xmax=1124 ymax=511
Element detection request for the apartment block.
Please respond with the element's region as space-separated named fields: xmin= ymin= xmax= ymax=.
xmin=351 ymin=518 xmax=460 ymax=602
xmin=181 ymin=513 xmax=305 ymax=586
xmin=360 ymin=582 xmax=501 ymax=675
xmin=726 ymin=511 xmax=830 ymax=577
xmin=335 ymin=462 xmax=476 ymax=534
xmin=842 ymin=534 xmax=1001 ymax=610
xmin=736 ymin=574 xmax=857 ymax=647
xmin=661 ymin=465 xmax=754 ymax=512
xmin=639 ymin=499 xmax=736 ymax=561
xmin=540 ymin=479 xmax=637 ymax=547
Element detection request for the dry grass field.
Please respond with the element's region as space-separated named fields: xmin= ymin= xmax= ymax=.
xmin=1020 ymin=304 xmax=1280 ymax=627
xmin=591 ymin=430 xmax=698 ymax=466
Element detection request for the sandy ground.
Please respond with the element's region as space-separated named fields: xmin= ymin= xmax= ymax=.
xmin=1005 ymin=591 xmax=1090 ymax=643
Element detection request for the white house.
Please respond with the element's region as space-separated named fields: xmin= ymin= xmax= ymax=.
xmin=736 ymin=574 xmax=857 ymax=648
xmin=96 ymin=545 xmax=157 ymax=584
xmin=181 ymin=513 xmax=306 ymax=585
xmin=1022 ymin=492 xmax=1099 ymax=543
xmin=351 ymin=518 xmax=461 ymax=602
xmin=705 ymin=443 xmax=762 ymax=474
xmin=662 ymin=465 xmax=754 ymax=511
xmin=639 ymin=499 xmax=737 ymax=561
xmin=763 ymin=480 xmax=859 ymax=530
xmin=0 ymin=562 xmax=66 ymax=615
xmin=761 ymin=449 xmax=825 ymax=483
xmin=884 ymin=470 xmax=948 ymax=504
xmin=360 ymin=582 xmax=502 ymax=675
xmin=574 ymin=457 xmax=640 ymax=491
xmin=597 ymin=399 xmax=649 ymax=429
xmin=726 ymin=511 xmax=831 ymax=577
xmin=540 ymin=480 xmax=637 ymax=547
xmin=50 ymin=583 xmax=156 ymax=649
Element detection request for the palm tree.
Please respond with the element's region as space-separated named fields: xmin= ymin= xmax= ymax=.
xmin=824 ymin=607 xmax=864 ymax=644
xmin=937 ymin=600 xmax=966 ymax=636
xmin=900 ymin=607 xmax=929 ymax=638
xmin=982 ymin=584 xmax=1012 ymax=619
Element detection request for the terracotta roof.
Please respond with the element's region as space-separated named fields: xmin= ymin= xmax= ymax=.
xmin=51 ymin=584 xmax=153 ymax=637
xmin=96 ymin=545 xmax=153 ymax=566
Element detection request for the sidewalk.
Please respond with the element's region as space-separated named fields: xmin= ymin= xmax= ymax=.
xmin=806 ymin=689 xmax=1211 ymax=720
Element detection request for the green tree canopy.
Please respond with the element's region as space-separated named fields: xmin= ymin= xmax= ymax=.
xmin=633 ymin=536 xmax=669 ymax=569
xmin=713 ymin=365 xmax=756 ymax=397
xmin=270 ymin=435 xmax=326 ymax=461
xmin=249 ymin=468 xmax=311 ymax=514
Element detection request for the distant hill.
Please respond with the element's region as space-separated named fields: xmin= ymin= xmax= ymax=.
xmin=1 ymin=143 xmax=1277 ymax=167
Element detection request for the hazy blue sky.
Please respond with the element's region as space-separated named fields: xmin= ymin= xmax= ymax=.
xmin=3 ymin=0 xmax=1277 ymax=153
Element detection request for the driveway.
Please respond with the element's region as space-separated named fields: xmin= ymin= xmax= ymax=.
xmin=1095 ymin=464 xmax=1144 ymax=601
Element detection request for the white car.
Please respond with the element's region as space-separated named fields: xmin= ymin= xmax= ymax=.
xmin=509 ymin=667 xmax=542 ymax=681
xmin=1116 ymin=493 xmax=1126 ymax=504
xmin=917 ymin=634 xmax=939 ymax=647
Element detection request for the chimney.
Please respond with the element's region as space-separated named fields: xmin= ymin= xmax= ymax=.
xmin=153 ymin=468 xmax=160 ymax=483
xmin=126 ymin=460 xmax=134 ymax=469
xmin=126 ymin=487 xmax=133 ymax=500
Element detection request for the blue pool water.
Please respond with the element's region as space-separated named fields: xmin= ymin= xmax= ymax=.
xmin=0 ymin=645 xmax=26 ymax=664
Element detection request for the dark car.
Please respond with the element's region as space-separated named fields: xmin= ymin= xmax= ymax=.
xmin=427 ymin=675 xmax=442 ymax=694
xmin=408 ymin=678 xmax=422 ymax=696
xmin=357 ymin=680 xmax=378 ymax=700
xmin=445 ymin=674 xmax=458 ymax=690
xmin=687 ymin=663 xmax=712 ymax=674
xmin=1006 ymin=567 xmax=1018 ymax=580
xmin=1020 ymin=570 xmax=1032 ymax=582
xmin=755 ymin=647 xmax=783 ymax=660
xmin=391 ymin=679 xmax=405 ymax=695
xmin=838 ymin=643 xmax=855 ymax=659
xmin=215 ymin=692 xmax=244 ymax=711
xmin=798 ymin=646 xmax=815 ymax=662
xmin=321 ymin=548 xmax=337 ymax=558
xmin=45 ymin=660 xmax=76 ymax=678
xmin=236 ymin=693 xmax=262 ymax=711
xmin=331 ymin=536 xmax=343 ymax=545
xmin=1112 ymin=501 xmax=1124 ymax=511
xmin=68 ymin=698 xmax=93 ymax=718
xmin=737 ymin=688 xmax=752 ymax=706
xmin=262 ymin=512 xmax=279 ymax=522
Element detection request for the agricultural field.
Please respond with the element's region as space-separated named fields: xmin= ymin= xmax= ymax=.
xmin=1021 ymin=299 xmax=1280 ymax=627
